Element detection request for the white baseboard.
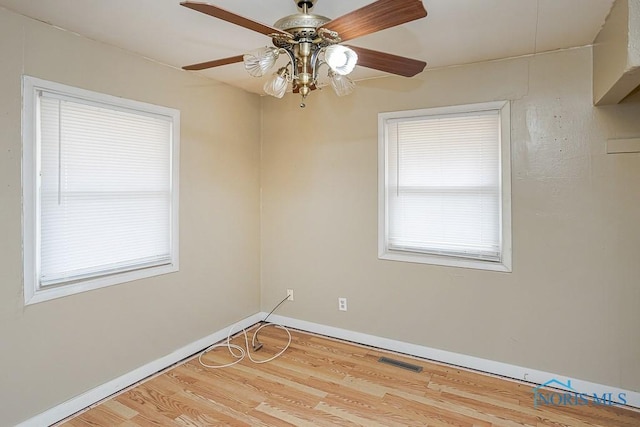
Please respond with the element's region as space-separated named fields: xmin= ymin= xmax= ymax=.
xmin=265 ymin=313 xmax=640 ymax=410
xmin=18 ymin=311 xmax=639 ymax=426
xmin=16 ymin=313 xmax=264 ymax=427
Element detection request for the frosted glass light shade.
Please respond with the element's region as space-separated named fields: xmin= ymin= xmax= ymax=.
xmin=325 ymin=45 xmax=358 ymax=76
xmin=329 ymin=72 xmax=355 ymax=97
xmin=243 ymin=47 xmax=279 ymax=77
xmin=264 ymin=72 xmax=288 ymax=98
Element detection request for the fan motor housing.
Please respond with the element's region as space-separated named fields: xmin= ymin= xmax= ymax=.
xmin=274 ymin=13 xmax=330 ymax=39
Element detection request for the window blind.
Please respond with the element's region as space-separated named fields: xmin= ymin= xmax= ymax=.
xmin=38 ymin=91 xmax=173 ymax=286
xmin=386 ymin=110 xmax=501 ymax=260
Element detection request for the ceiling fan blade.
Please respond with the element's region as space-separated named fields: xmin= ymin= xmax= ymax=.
xmin=180 ymin=1 xmax=288 ymax=36
xmin=183 ymin=55 xmax=244 ymax=71
xmin=320 ymin=0 xmax=427 ymax=42
xmin=347 ymin=45 xmax=426 ymax=77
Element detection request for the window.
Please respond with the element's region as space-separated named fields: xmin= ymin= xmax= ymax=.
xmin=378 ymin=101 xmax=511 ymax=272
xmin=22 ymin=76 xmax=180 ymax=305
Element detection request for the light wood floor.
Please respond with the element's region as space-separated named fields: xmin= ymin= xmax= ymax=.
xmin=59 ymin=326 xmax=640 ymax=426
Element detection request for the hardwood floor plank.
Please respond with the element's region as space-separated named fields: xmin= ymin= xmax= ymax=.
xmin=254 ymin=401 xmax=318 ymax=426
xmin=177 ymin=389 xmax=274 ymax=427
xmin=388 ymin=388 xmax=531 ymax=427
xmin=115 ymin=420 xmax=142 ymax=427
xmin=234 ymin=363 xmax=328 ymax=398
xmin=58 ymin=329 xmax=640 ymax=427
xmin=64 ymin=417 xmax=94 ymax=427
xmin=79 ymin=406 xmax=128 ymax=426
xmin=382 ymin=392 xmax=492 ymax=427
xmin=126 ymin=413 xmax=178 ymax=427
xmin=102 ymin=399 xmax=139 ymax=420
xmin=314 ymin=401 xmax=400 ymax=427
xmin=114 ymin=388 xmax=182 ymax=426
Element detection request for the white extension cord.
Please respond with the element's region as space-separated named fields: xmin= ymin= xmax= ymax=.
xmin=198 ymin=298 xmax=292 ymax=369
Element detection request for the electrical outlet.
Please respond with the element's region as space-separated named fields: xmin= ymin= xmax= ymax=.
xmin=338 ymin=297 xmax=347 ymax=311
xmin=286 ymin=289 xmax=294 ymax=301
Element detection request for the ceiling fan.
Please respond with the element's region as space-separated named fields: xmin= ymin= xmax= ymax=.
xmin=181 ymin=0 xmax=428 ymax=107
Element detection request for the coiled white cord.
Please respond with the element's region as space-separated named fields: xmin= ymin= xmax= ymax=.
xmin=198 ymin=296 xmax=292 ymax=369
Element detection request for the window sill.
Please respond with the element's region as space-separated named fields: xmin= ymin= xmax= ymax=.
xmin=379 ymin=249 xmax=512 ymax=272
xmin=24 ymin=262 xmax=179 ymax=306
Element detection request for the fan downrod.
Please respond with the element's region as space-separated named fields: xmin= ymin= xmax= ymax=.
xmin=295 ymin=0 xmax=316 ymax=12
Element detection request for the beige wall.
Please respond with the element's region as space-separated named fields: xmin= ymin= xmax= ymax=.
xmin=261 ymin=47 xmax=640 ymax=393
xmin=0 ymin=8 xmax=261 ymax=425
xmin=3 ymin=5 xmax=640 ymax=425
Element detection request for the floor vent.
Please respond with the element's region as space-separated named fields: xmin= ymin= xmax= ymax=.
xmin=378 ymin=356 xmax=423 ymax=373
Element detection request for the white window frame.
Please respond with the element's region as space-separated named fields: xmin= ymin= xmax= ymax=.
xmin=378 ymin=101 xmax=512 ymax=272
xmin=22 ymin=76 xmax=180 ymax=305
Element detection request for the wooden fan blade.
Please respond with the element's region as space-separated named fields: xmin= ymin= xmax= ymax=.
xmin=347 ymin=45 xmax=426 ymax=77
xmin=180 ymin=1 xmax=288 ymax=36
xmin=183 ymin=55 xmax=244 ymax=71
xmin=320 ymin=0 xmax=427 ymax=42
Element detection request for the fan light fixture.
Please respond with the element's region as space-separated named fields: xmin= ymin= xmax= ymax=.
xmin=245 ymin=43 xmax=358 ymax=104
xmin=240 ymin=1 xmax=359 ymax=107
xmin=243 ymin=47 xmax=280 ymax=77
xmin=329 ymin=71 xmax=355 ymax=97
xmin=181 ymin=0 xmax=429 ymax=108
xmin=325 ymin=45 xmax=358 ymax=75
xmin=264 ymin=67 xmax=289 ymax=98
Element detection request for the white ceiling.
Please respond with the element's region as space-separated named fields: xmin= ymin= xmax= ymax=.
xmin=0 ymin=0 xmax=614 ymax=94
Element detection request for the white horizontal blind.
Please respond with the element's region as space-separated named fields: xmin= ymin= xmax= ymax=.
xmin=38 ymin=92 xmax=173 ymax=286
xmin=386 ymin=110 xmax=501 ymax=260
